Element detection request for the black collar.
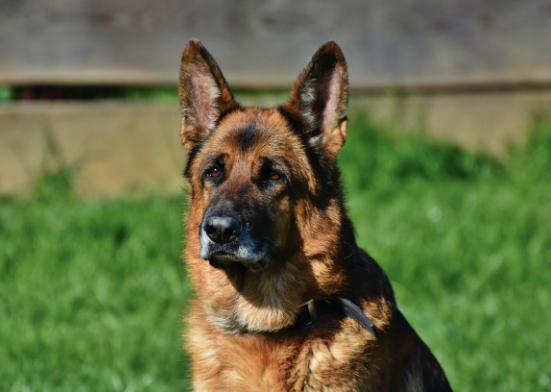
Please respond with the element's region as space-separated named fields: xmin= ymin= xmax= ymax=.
xmin=286 ymin=295 xmax=379 ymax=339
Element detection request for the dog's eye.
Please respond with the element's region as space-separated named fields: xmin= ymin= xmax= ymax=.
xmin=207 ymin=167 xmax=222 ymax=178
xmin=268 ymin=170 xmax=282 ymax=181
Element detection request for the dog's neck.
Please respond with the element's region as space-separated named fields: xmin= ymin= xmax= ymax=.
xmin=286 ymin=296 xmax=379 ymax=339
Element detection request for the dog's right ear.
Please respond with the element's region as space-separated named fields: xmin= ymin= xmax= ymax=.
xmin=282 ymin=42 xmax=348 ymax=158
xmin=178 ymin=40 xmax=237 ymax=151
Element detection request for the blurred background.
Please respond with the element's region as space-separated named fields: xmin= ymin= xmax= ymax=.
xmin=1 ymin=1 xmax=550 ymax=391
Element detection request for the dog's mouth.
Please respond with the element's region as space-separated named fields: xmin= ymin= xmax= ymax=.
xmin=208 ymin=251 xmax=269 ymax=272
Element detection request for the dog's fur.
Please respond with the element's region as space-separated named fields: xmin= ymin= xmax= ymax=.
xmin=178 ymin=40 xmax=452 ymax=392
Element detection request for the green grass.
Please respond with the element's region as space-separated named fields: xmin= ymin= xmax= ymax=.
xmin=1 ymin=112 xmax=550 ymax=391
xmin=0 ymin=195 xmax=192 ymax=391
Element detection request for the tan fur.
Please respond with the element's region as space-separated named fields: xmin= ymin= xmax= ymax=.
xmin=178 ymin=40 xmax=452 ymax=391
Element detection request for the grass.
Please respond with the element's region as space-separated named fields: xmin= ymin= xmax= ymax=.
xmin=0 ymin=195 xmax=192 ymax=391
xmin=1 ymin=110 xmax=550 ymax=391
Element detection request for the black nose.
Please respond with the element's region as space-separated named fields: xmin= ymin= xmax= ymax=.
xmin=203 ymin=216 xmax=241 ymax=244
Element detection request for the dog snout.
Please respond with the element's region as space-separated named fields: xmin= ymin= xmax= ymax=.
xmin=203 ymin=216 xmax=241 ymax=244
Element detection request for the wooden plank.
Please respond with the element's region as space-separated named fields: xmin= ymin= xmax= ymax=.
xmin=350 ymin=91 xmax=551 ymax=156
xmin=1 ymin=93 xmax=550 ymax=196
xmin=2 ymin=0 xmax=551 ymax=88
xmin=0 ymin=102 xmax=184 ymax=197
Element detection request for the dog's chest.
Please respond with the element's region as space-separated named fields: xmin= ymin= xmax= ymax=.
xmin=191 ymin=322 xmax=380 ymax=391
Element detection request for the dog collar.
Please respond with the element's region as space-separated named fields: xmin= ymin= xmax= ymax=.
xmin=287 ymin=296 xmax=379 ymax=339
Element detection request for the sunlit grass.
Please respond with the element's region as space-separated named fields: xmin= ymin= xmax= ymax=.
xmin=0 ymin=196 xmax=191 ymax=391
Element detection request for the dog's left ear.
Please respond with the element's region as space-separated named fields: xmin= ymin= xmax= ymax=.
xmin=283 ymin=41 xmax=349 ymax=157
xmin=178 ymin=40 xmax=238 ymax=152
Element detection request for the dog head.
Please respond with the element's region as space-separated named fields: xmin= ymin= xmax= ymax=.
xmin=179 ymin=40 xmax=350 ymax=331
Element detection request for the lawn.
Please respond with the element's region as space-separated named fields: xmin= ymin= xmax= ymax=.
xmin=1 ymin=111 xmax=550 ymax=391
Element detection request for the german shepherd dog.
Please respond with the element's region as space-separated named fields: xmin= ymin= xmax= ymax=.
xmin=178 ymin=40 xmax=452 ymax=391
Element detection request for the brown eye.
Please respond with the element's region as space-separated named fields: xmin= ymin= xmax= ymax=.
xmin=208 ymin=167 xmax=221 ymax=178
xmin=269 ymin=171 xmax=281 ymax=181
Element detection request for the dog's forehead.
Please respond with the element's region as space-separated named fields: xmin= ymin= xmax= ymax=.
xmin=212 ymin=109 xmax=299 ymax=156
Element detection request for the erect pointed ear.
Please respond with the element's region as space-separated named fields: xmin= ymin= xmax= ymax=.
xmin=282 ymin=42 xmax=349 ymax=157
xmin=178 ymin=40 xmax=238 ymax=151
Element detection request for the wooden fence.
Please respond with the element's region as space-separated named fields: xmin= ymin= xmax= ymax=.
xmin=2 ymin=0 xmax=551 ymax=196
xmin=3 ymin=0 xmax=551 ymax=89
